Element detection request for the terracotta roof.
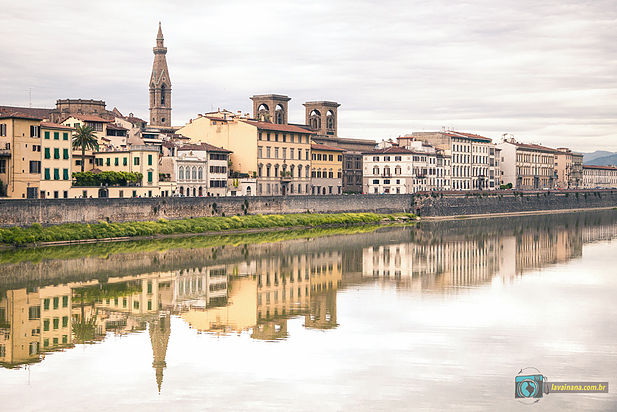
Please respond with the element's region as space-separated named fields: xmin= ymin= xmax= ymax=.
xmin=106 ymin=123 xmax=128 ymax=131
xmin=311 ymin=143 xmax=345 ymax=152
xmin=0 ymin=112 xmax=45 ymax=120
xmin=583 ymin=165 xmax=617 ymax=171
xmin=445 ymin=131 xmax=492 ymax=143
xmin=124 ymin=115 xmax=147 ymax=124
xmin=363 ymin=146 xmax=416 ymax=155
xmin=178 ymin=142 xmax=231 ymax=153
xmin=40 ymin=122 xmax=73 ymax=130
xmin=511 ymin=142 xmax=558 ymax=153
xmin=242 ymin=120 xmax=314 ymax=134
xmin=63 ymin=114 xmax=111 ymax=123
xmin=0 ymin=105 xmax=53 ymax=119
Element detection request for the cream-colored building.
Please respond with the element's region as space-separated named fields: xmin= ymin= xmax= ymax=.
xmin=497 ymin=139 xmax=556 ymax=190
xmin=310 ymin=143 xmax=344 ymax=195
xmin=363 ymin=146 xmax=416 ymax=194
xmin=40 ymin=122 xmax=73 ymax=199
xmin=555 ymin=148 xmax=583 ymax=189
xmin=582 ymin=165 xmax=617 ymax=188
xmin=61 ymin=114 xmax=111 ymax=171
xmin=177 ymin=112 xmax=313 ymax=196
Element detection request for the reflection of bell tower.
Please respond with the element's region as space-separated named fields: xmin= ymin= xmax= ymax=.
xmin=305 ymin=288 xmax=338 ymax=329
xmin=149 ymin=314 xmax=171 ymax=393
xmin=250 ymin=94 xmax=291 ymax=124
xmin=149 ymin=22 xmax=172 ymax=127
xmin=303 ymin=101 xmax=340 ymax=136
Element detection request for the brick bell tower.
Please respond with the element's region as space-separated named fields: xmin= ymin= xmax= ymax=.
xmin=149 ymin=22 xmax=171 ymax=127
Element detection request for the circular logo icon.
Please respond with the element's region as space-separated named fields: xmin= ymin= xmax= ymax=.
xmin=517 ymin=378 xmax=539 ymax=398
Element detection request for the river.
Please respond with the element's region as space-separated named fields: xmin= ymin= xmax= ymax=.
xmin=0 ymin=210 xmax=616 ymax=411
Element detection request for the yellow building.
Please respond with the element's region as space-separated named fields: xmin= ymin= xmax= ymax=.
xmin=40 ymin=122 xmax=73 ymax=199
xmin=61 ymin=114 xmax=111 ymax=171
xmin=0 ymin=113 xmax=45 ymax=198
xmin=177 ymin=114 xmax=313 ymax=195
xmin=310 ymin=143 xmax=344 ymax=195
xmin=39 ymin=285 xmax=73 ymax=351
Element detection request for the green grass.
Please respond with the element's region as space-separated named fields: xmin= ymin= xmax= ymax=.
xmin=0 ymin=212 xmax=416 ymax=246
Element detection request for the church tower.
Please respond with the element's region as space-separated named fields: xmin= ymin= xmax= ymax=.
xmin=149 ymin=314 xmax=171 ymax=393
xmin=149 ymin=22 xmax=171 ymax=127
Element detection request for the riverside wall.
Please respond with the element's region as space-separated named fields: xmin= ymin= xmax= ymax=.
xmin=0 ymin=191 xmax=615 ymax=226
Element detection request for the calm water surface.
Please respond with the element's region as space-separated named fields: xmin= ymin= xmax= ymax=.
xmin=1 ymin=211 xmax=616 ymax=411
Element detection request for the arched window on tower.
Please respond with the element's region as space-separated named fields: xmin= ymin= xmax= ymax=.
xmin=161 ymin=84 xmax=166 ymax=105
xmin=326 ymin=110 xmax=335 ymax=131
xmin=309 ymin=110 xmax=321 ymax=130
xmin=257 ymin=104 xmax=270 ymax=122
xmin=275 ymin=104 xmax=285 ymax=124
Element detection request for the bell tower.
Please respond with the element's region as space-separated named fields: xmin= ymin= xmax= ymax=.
xmin=303 ymin=101 xmax=340 ymax=136
xmin=149 ymin=22 xmax=172 ymax=127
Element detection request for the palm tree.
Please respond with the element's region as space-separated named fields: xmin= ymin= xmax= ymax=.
xmin=72 ymin=125 xmax=99 ymax=172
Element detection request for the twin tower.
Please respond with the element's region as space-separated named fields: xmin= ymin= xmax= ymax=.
xmin=149 ymin=24 xmax=339 ymax=136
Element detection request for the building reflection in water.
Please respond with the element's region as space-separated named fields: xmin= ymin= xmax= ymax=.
xmin=1 ymin=210 xmax=616 ymax=391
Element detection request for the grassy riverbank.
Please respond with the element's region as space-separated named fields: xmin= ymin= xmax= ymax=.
xmin=0 ymin=212 xmax=416 ymax=246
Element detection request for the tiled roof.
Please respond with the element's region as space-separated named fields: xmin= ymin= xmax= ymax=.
xmin=511 ymin=142 xmax=558 ymax=153
xmin=178 ymin=142 xmax=231 ymax=153
xmin=0 ymin=105 xmax=53 ymax=119
xmin=446 ymin=131 xmax=492 ymax=143
xmin=40 ymin=122 xmax=74 ymax=130
xmin=583 ymin=164 xmax=617 ymax=171
xmin=311 ymin=143 xmax=345 ymax=152
xmin=242 ymin=120 xmax=314 ymax=134
xmin=363 ymin=146 xmax=416 ymax=155
xmin=0 ymin=112 xmax=45 ymax=120
xmin=62 ymin=114 xmax=111 ymax=123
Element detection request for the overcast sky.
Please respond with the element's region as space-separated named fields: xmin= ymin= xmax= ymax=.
xmin=1 ymin=0 xmax=616 ymax=151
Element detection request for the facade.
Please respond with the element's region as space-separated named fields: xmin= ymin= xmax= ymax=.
xmin=149 ymin=23 xmax=172 ymax=127
xmin=497 ymin=139 xmax=557 ymax=190
xmin=177 ymin=112 xmax=313 ymax=196
xmin=175 ymin=143 xmax=231 ymax=197
xmin=410 ymin=131 xmax=494 ymax=190
xmin=555 ymin=148 xmax=583 ymax=189
xmin=342 ymin=152 xmax=363 ymax=193
xmin=310 ymin=143 xmax=344 ymax=195
xmin=61 ymin=114 xmax=111 ymax=171
xmin=40 ymin=122 xmax=73 ymax=199
xmin=362 ymin=146 xmax=416 ymax=194
xmin=582 ymin=165 xmax=617 ymax=188
xmin=397 ymin=139 xmax=452 ymax=191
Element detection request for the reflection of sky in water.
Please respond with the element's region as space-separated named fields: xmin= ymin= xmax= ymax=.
xmin=0 ymin=213 xmax=616 ymax=411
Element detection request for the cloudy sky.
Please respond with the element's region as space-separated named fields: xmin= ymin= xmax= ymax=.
xmin=1 ymin=0 xmax=616 ymax=151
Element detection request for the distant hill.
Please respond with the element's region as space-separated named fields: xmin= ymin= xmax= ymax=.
xmin=583 ymin=151 xmax=616 ymax=163
xmin=585 ymin=153 xmax=617 ymax=167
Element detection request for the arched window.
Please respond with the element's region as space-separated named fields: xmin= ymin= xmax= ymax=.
xmin=178 ymin=166 xmax=184 ymax=180
xmin=373 ymin=166 xmax=379 ymax=175
xmin=329 ymin=169 xmax=333 ymax=178
xmin=297 ymin=164 xmax=302 ymax=178
xmin=246 ymin=186 xmax=252 ymax=196
xmin=192 ymin=167 xmax=197 ymax=180
xmin=309 ymin=109 xmax=321 ymax=129
xmin=290 ymin=164 xmax=295 ymax=177
xmin=258 ymin=163 xmax=263 ymax=177
xmin=161 ymin=84 xmax=166 ymax=105
xmin=305 ymin=165 xmax=310 ymax=177
xmin=326 ymin=110 xmax=335 ymax=130
xmin=266 ymin=164 xmax=271 ymax=177
xmin=275 ymin=104 xmax=285 ymax=124
xmin=384 ymin=167 xmax=391 ymax=176
xmin=274 ymin=164 xmax=279 ymax=177
xmin=257 ymin=104 xmax=270 ymax=122
xmin=198 ymin=167 xmax=203 ymax=180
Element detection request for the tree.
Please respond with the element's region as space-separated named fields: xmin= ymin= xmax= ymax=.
xmin=72 ymin=125 xmax=99 ymax=172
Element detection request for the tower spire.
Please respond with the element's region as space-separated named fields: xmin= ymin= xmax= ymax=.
xmin=149 ymin=22 xmax=171 ymax=127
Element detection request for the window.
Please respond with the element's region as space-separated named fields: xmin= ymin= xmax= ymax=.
xmin=43 ymin=319 xmax=50 ymax=331
xmin=43 ymin=298 xmax=50 ymax=310
xmin=134 ymin=157 xmax=140 ymax=165
xmin=63 ymin=132 xmax=68 ymax=140
xmin=54 ymin=132 xmax=59 ymax=140
xmin=115 ymin=157 xmax=119 ymax=166
xmin=62 ymin=316 xmax=68 ymax=328
xmin=44 ymin=168 xmax=50 ymax=180
xmin=30 ymin=125 xmax=40 ymax=138
xmin=0 ymin=159 xmax=4 ymax=173
xmin=148 ymin=154 xmax=153 ymax=165
xmin=44 ymin=147 xmax=50 ymax=159
xmin=63 ymin=169 xmax=69 ymax=180
xmin=53 ymin=297 xmax=59 ymax=309
xmin=147 ymin=171 xmax=153 ymax=183
xmin=29 ymin=306 xmax=40 ymax=320
xmin=54 ymin=168 xmax=60 ymax=180
xmin=53 ymin=318 xmax=59 ymax=329
xmin=178 ymin=166 xmax=184 ymax=180
xmin=63 ymin=148 xmax=69 ymax=159
xmin=62 ymin=296 xmax=68 ymax=307
xmin=258 ymin=146 xmax=263 ymax=158
xmin=44 ymin=131 xmax=50 ymax=139
xmin=29 ymin=161 xmax=41 ymax=174
xmin=54 ymin=148 xmax=60 ymax=159
xmin=123 ymin=157 xmax=127 ymax=166
xmin=106 ymin=158 xmax=111 ymax=166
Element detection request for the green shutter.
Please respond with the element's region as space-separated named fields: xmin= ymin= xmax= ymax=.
xmin=44 ymin=168 xmax=50 ymax=180
xmin=54 ymin=132 xmax=59 ymax=140
xmin=63 ymin=169 xmax=69 ymax=180
xmin=62 ymin=296 xmax=68 ymax=307
xmin=63 ymin=148 xmax=69 ymax=159
xmin=53 ymin=168 xmax=59 ymax=180
xmin=123 ymin=157 xmax=127 ymax=166
xmin=148 ymin=171 xmax=153 ymax=183
xmin=44 ymin=148 xmax=50 ymax=159
xmin=62 ymin=316 xmax=68 ymax=327
xmin=54 ymin=148 xmax=60 ymax=159
xmin=63 ymin=132 xmax=68 ymax=140
xmin=43 ymin=298 xmax=50 ymax=310
xmin=106 ymin=158 xmax=110 ymax=166
xmin=115 ymin=157 xmax=119 ymax=166
xmin=134 ymin=157 xmax=139 ymax=165
xmin=43 ymin=319 xmax=49 ymax=331
xmin=148 ymin=154 xmax=152 ymax=165
xmin=44 ymin=131 xmax=50 ymax=139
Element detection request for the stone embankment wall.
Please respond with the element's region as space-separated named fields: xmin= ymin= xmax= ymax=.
xmin=0 ymin=191 xmax=615 ymax=226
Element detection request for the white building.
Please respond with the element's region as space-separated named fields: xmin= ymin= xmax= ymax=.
xmin=363 ymin=146 xmax=416 ymax=194
xmin=582 ymin=165 xmax=617 ymax=189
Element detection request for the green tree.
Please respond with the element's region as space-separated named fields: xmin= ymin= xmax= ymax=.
xmin=72 ymin=125 xmax=99 ymax=172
